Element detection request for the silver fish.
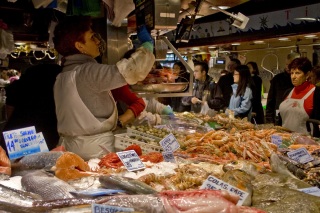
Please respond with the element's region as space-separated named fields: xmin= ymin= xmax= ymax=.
xmin=0 ymin=183 xmax=41 ymax=209
xmin=12 ymin=151 xmax=64 ymax=176
xmin=21 ymin=170 xmax=75 ymax=200
xmin=99 ymin=175 xmax=157 ymax=195
xmin=0 ymin=182 xmax=95 ymax=213
xmin=97 ymin=194 xmax=165 ymax=213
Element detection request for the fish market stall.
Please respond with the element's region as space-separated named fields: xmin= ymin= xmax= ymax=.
xmin=0 ymin=113 xmax=320 ymax=212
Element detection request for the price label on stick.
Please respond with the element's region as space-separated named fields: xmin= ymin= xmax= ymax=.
xmin=162 ymin=151 xmax=176 ymax=163
xmin=116 ymin=150 xmax=145 ymax=172
xmin=159 ymin=133 xmax=180 ymax=152
xmin=200 ymin=175 xmax=249 ymax=206
xmin=2 ymin=126 xmax=49 ymax=159
xmin=287 ymin=147 xmax=314 ymax=164
xmin=271 ymin=134 xmax=282 ymax=147
xmin=92 ymin=204 xmax=134 ymax=213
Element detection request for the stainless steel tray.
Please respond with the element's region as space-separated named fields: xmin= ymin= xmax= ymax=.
xmin=130 ymin=83 xmax=188 ymax=93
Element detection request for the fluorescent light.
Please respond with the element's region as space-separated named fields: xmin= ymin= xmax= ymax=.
xmin=231 ymin=43 xmax=241 ymax=46
xmin=15 ymin=42 xmax=26 ymax=46
xmin=294 ymin=17 xmax=317 ymax=21
xmin=304 ymin=34 xmax=317 ymax=38
xmin=278 ymin=37 xmax=290 ymax=41
xmin=253 ymin=40 xmax=265 ymax=44
xmin=210 ymin=6 xmax=230 ymax=10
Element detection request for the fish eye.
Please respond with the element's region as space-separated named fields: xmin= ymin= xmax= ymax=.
xmin=231 ymin=161 xmax=237 ymax=165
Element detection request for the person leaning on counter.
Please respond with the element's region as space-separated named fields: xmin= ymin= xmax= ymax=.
xmin=279 ymin=57 xmax=320 ymax=134
xmin=52 ymin=16 xmax=155 ymax=160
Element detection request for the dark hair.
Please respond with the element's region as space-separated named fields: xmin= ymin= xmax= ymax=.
xmin=311 ymin=65 xmax=320 ymax=81
xmin=288 ymin=57 xmax=312 ymax=74
xmin=194 ymin=61 xmax=209 ymax=75
xmin=246 ymin=61 xmax=259 ymax=75
xmin=53 ymin=16 xmax=92 ymax=57
xmin=230 ymin=58 xmax=241 ymax=65
xmin=220 ymin=69 xmax=228 ymax=75
xmin=173 ymin=61 xmax=186 ymax=72
xmin=235 ymin=65 xmax=253 ymax=97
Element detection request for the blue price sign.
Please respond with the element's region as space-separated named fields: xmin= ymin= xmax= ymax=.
xmin=162 ymin=151 xmax=176 ymax=163
xmin=2 ymin=127 xmax=48 ymax=159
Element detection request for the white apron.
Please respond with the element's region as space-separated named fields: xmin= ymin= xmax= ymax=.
xmin=55 ymin=70 xmax=117 ymax=161
xmin=279 ymin=87 xmax=315 ymax=134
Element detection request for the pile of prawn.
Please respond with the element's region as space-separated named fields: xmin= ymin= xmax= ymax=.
xmin=178 ymin=128 xmax=292 ymax=164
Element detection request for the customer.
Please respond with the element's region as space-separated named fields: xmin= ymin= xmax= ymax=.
xmin=53 ymin=16 xmax=155 ymax=160
xmin=246 ymin=61 xmax=264 ymax=124
xmin=279 ymin=57 xmax=320 ymax=134
xmin=265 ymin=52 xmax=300 ymax=124
xmin=217 ymin=58 xmax=241 ymax=108
xmin=181 ymin=61 xmax=212 ymax=113
xmin=228 ymin=65 xmax=254 ymax=120
xmin=309 ymin=65 xmax=320 ymax=87
xmin=1 ymin=64 xmax=62 ymax=153
xmin=170 ymin=61 xmax=191 ymax=112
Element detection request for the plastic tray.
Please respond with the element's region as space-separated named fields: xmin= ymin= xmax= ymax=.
xmin=127 ymin=128 xmax=163 ymax=142
xmin=114 ymin=133 xmax=163 ymax=153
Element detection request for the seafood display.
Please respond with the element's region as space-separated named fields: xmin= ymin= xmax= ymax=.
xmin=1 ymin=113 xmax=320 ymax=212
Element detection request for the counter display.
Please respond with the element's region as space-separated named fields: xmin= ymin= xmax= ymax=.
xmin=0 ymin=113 xmax=319 ymax=213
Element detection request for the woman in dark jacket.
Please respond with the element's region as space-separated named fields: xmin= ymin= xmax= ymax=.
xmin=247 ymin=61 xmax=265 ymax=124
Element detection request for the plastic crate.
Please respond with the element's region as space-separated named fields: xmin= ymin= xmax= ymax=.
xmin=127 ymin=127 xmax=163 ymax=142
xmin=114 ymin=133 xmax=163 ymax=153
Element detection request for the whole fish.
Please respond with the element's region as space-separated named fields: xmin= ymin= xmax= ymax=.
xmin=12 ymin=151 xmax=64 ymax=176
xmin=277 ymin=155 xmax=307 ymax=179
xmin=270 ymin=152 xmax=298 ymax=179
xmin=252 ymin=185 xmax=320 ymax=213
xmin=21 ymin=170 xmax=76 ymax=200
xmin=0 ymin=182 xmax=95 ymax=213
xmin=99 ymin=175 xmax=157 ymax=195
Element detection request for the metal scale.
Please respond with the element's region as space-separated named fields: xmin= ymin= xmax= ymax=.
xmin=130 ymin=0 xmax=194 ymax=98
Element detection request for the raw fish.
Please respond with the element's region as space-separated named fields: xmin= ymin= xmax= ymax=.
xmin=21 ymin=170 xmax=75 ymax=200
xmin=99 ymin=175 xmax=157 ymax=194
xmin=11 ymin=151 xmax=64 ymax=176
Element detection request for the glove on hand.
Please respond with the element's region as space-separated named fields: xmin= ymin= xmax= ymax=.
xmin=137 ymin=25 xmax=153 ymax=43
xmin=161 ymin=106 xmax=175 ymax=119
xmin=137 ymin=25 xmax=154 ymax=52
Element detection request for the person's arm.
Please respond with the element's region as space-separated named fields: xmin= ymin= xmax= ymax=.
xmin=265 ymin=78 xmax=276 ymax=123
xmin=233 ymin=88 xmax=253 ymax=116
xmin=207 ymin=83 xmax=225 ymax=111
xmin=112 ymin=85 xmax=146 ymax=126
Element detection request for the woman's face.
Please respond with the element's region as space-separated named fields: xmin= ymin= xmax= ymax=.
xmin=247 ymin=64 xmax=254 ymax=74
xmin=77 ymin=29 xmax=101 ymax=58
xmin=291 ymin=68 xmax=307 ymax=86
xmin=173 ymin=64 xmax=181 ymax=76
xmin=233 ymin=70 xmax=240 ymax=83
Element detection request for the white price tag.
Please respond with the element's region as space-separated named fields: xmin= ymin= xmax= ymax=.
xmin=298 ymin=187 xmax=320 ymax=197
xmin=2 ymin=126 xmax=49 ymax=159
xmin=162 ymin=151 xmax=176 ymax=163
xmin=200 ymin=175 xmax=249 ymax=206
xmin=92 ymin=204 xmax=134 ymax=213
xmin=117 ymin=150 xmax=145 ymax=172
xmin=271 ymin=134 xmax=282 ymax=147
xmin=287 ymin=147 xmax=314 ymax=164
xmin=159 ymin=133 xmax=180 ymax=152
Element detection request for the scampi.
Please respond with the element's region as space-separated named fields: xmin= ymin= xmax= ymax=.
xmin=21 ymin=170 xmax=76 ymax=200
